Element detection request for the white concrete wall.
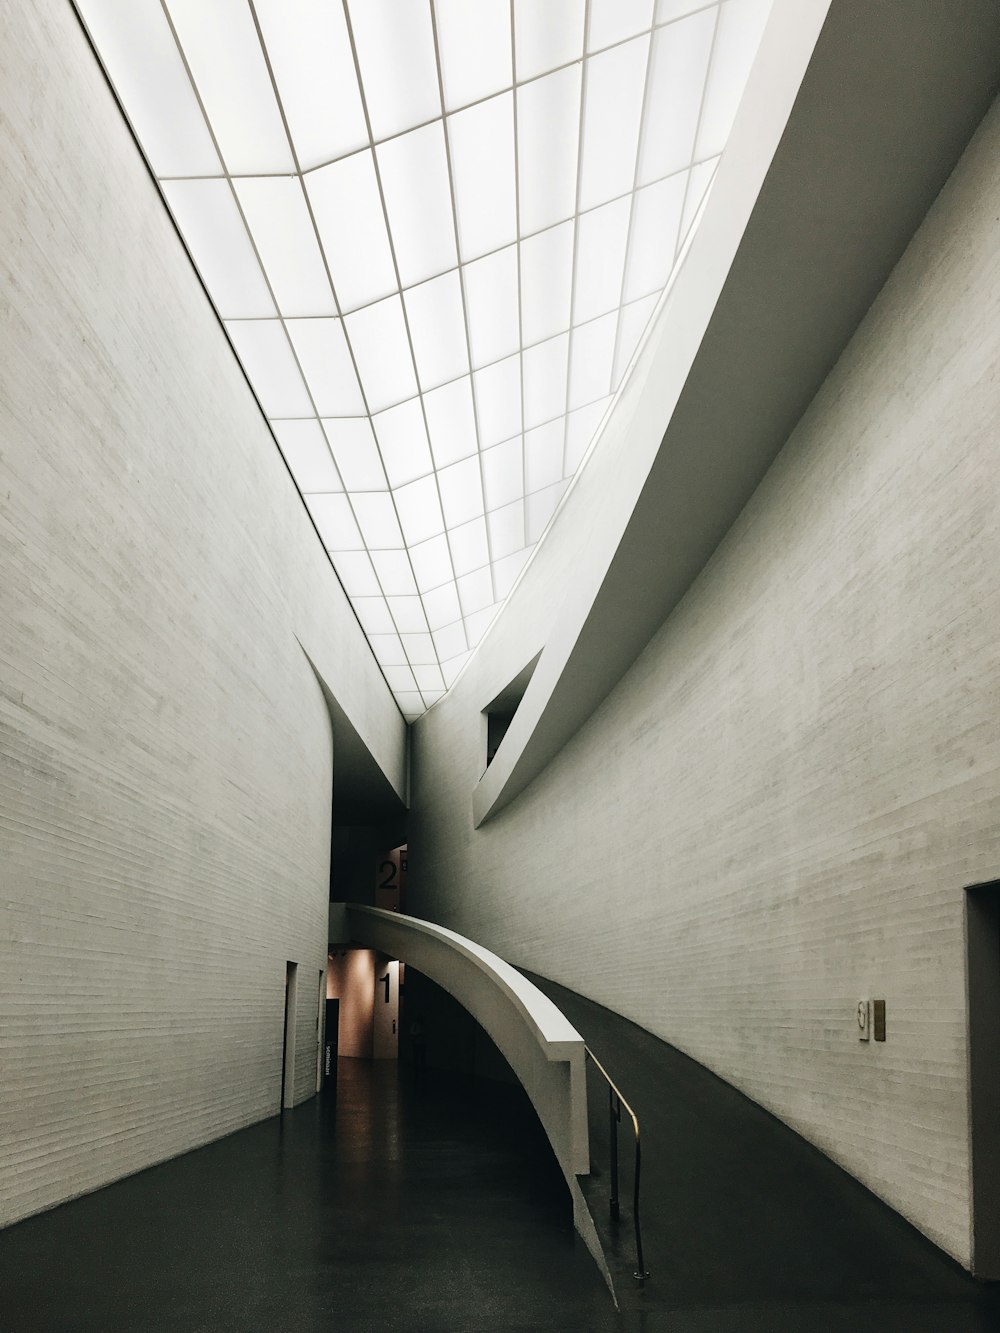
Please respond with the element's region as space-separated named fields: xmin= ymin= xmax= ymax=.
xmin=409 ymin=99 xmax=1000 ymax=1266
xmin=0 ymin=0 xmax=404 ymax=1226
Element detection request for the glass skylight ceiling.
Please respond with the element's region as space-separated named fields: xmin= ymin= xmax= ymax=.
xmin=78 ymin=0 xmax=772 ymax=721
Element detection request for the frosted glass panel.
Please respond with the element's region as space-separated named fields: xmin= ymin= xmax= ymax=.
xmin=524 ymin=419 xmax=565 ymax=494
xmin=404 ymin=271 xmax=470 ymax=391
xmin=165 ymin=0 xmax=293 ymax=174
xmin=569 ymin=310 xmax=618 ymax=408
xmin=573 ymin=197 xmax=631 ymax=323
xmin=226 ymin=320 xmax=312 ymax=417
xmin=588 ymin=0 xmax=654 ymax=51
xmin=424 ymin=378 xmax=478 ymax=468
xmin=578 ymin=36 xmax=649 ymax=212
xmin=78 ymin=0 xmax=221 ymax=177
xmin=234 ymin=178 xmax=335 ymax=317
xmin=345 ymin=296 xmax=418 ymax=412
xmin=522 ymin=334 xmax=569 ymax=430
xmin=372 ymin=398 xmax=434 ymax=488
xmin=449 ymin=95 xmax=517 ymax=261
xmin=436 ymin=0 xmax=511 ymax=110
xmin=474 ymin=356 xmax=522 ymax=448
xmin=517 ymin=66 xmax=582 ymax=235
xmin=162 ymin=180 xmax=273 ymax=319
xmin=306 ymin=152 xmax=397 ymax=312
xmin=324 ymin=418 xmax=385 ymax=491
xmin=287 ymin=320 xmax=365 ymax=416
xmin=273 ymin=419 xmax=342 ymax=494
xmin=378 ymin=123 xmax=457 ymax=288
xmin=346 ymin=0 xmax=440 ymax=140
xmin=253 ymin=0 xmax=367 ymax=168
xmin=514 ymin=0 xmax=585 ymax=80
xmin=464 ymin=247 xmax=520 ymax=369
xmin=520 ymin=222 xmax=574 ymax=346
xmin=639 ymin=10 xmax=716 ymax=185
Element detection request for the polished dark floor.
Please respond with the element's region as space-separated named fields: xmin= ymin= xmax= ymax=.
xmin=527 ymin=972 xmax=1000 ymax=1332
xmin=4 ymin=987 xmax=1000 ymax=1333
xmin=0 ymin=1059 xmax=616 ymax=1333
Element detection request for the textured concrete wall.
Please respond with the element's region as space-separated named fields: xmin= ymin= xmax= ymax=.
xmin=0 ymin=0 xmax=402 ymax=1226
xmin=409 ymin=100 xmax=1000 ymax=1265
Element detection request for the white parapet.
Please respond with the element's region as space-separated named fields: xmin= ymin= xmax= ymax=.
xmin=343 ymin=903 xmax=609 ymax=1288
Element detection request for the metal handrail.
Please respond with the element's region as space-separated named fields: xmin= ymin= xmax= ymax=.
xmin=584 ymin=1046 xmax=649 ymax=1284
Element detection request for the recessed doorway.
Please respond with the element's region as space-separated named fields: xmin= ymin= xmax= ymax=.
xmin=966 ymin=879 xmax=1000 ymax=1278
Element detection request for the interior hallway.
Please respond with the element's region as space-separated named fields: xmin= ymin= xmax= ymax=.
xmin=0 ymin=1058 xmax=613 ymax=1333
xmin=3 ymin=978 xmax=999 ymax=1331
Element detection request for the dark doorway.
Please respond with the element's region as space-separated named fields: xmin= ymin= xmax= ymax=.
xmin=280 ymin=961 xmax=298 ymax=1112
xmin=966 ymin=879 xmax=1000 ymax=1278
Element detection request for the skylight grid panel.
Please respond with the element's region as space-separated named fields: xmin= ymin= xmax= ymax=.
xmin=306 ymin=152 xmax=397 ymax=312
xmin=351 ymin=492 xmax=405 ymax=550
xmin=578 ymin=36 xmax=650 ymax=213
xmin=161 ymin=180 xmax=273 ymax=319
xmin=369 ymin=633 xmax=409 ymax=667
xmin=333 ymin=550 xmax=381 ymax=596
xmin=308 ymin=493 xmax=364 ymax=550
xmin=383 ymin=663 xmax=419 ymax=693
xmin=623 ymin=171 xmax=687 ymax=302
xmin=253 ymin=0 xmax=367 ymax=170
xmin=353 ymin=597 xmax=396 ymax=635
xmin=372 ymin=550 xmax=418 ymax=596
xmin=448 ymin=95 xmax=517 ymax=262
xmin=519 ymin=222 xmax=574 ymax=347
xmin=656 ymin=0 xmax=716 ymax=19
xmin=569 ymin=311 xmax=618 ymax=408
xmin=377 ymin=124 xmax=457 ymax=289
xmin=487 ymin=500 xmax=525 ymax=561
xmin=372 ymin=398 xmax=434 ymax=488
xmin=345 ymin=296 xmax=418 ymax=412
xmin=522 ymin=335 xmax=569 ymax=430
xmin=565 ymin=396 xmax=613 ymax=473
xmin=638 ymin=10 xmax=716 ymax=185
xmin=346 ymin=0 xmax=440 ymax=141
xmin=393 ymin=475 xmax=446 ymax=547
xmin=433 ymin=622 xmax=468 ymax=662
xmin=696 ymin=0 xmax=772 ymax=160
xmin=422 ymin=582 xmax=461 ymax=630
xmin=526 ymin=480 xmax=568 ymax=542
xmin=412 ymin=663 xmax=446 ymax=693
xmin=77 ymin=0 xmax=222 ymax=177
xmin=401 ymin=633 xmax=438 ymax=665
xmin=613 ymin=294 xmax=659 ymax=387
xmin=437 ymin=457 xmax=485 ymax=529
xmin=474 ymin=356 xmax=522 ymax=447
xmin=513 ymin=0 xmax=585 ymax=81
xmin=286 ymin=320 xmax=366 ymax=416
xmin=409 ymin=534 xmax=454 ymax=593
xmin=493 ymin=548 xmax=530 ymax=599
xmin=516 ymin=66 xmax=582 ymax=236
xmin=434 ymin=0 xmax=511 ymax=112
xmin=387 ymin=597 xmax=430 ymax=634
xmin=464 ymin=247 xmax=520 ymax=369
xmin=163 ymin=0 xmax=293 ymax=174
xmin=404 ymin=272 xmax=470 ymax=392
xmin=524 ymin=419 xmax=565 ymax=493
xmin=481 ymin=438 xmax=523 ymax=512
xmin=448 ymin=516 xmax=490 ymax=576
xmin=272 ymin=419 xmax=342 ymax=493
xmin=322 ymin=418 xmax=385 ymax=491
xmin=225 ymin=320 xmax=312 ymax=417
xmin=588 ymin=0 xmax=655 ymax=51
xmin=233 ymin=178 xmax=335 ymax=318
xmin=457 ymin=567 xmax=493 ymax=617
xmin=573 ymin=197 xmax=631 ymax=324
xmin=423 ymin=379 xmax=478 ymax=469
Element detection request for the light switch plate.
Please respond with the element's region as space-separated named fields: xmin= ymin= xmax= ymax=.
xmin=857 ymin=998 xmax=871 ymax=1041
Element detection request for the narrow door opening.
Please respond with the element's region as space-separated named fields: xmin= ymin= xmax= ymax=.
xmin=966 ymin=879 xmax=1000 ymax=1278
xmin=281 ymin=960 xmax=298 ymax=1112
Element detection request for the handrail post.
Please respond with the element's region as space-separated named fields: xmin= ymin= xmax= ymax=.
xmin=609 ymin=1086 xmax=620 ymax=1221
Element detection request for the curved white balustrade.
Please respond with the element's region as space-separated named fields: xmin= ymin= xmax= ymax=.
xmin=341 ymin=903 xmax=609 ymax=1288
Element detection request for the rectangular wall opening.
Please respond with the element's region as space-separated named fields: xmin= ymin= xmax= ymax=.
xmin=281 ymin=960 xmax=298 ymax=1111
xmin=483 ymin=651 xmax=541 ymax=771
xmin=965 ymin=879 xmax=1000 ymax=1278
